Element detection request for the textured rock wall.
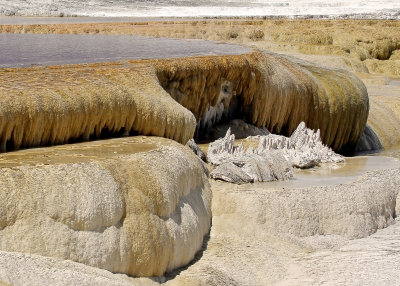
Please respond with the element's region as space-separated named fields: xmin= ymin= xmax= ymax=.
xmin=0 ymin=64 xmax=196 ymax=151
xmin=0 ymin=137 xmax=211 ymax=276
xmin=156 ymin=52 xmax=369 ymax=153
xmin=0 ymin=52 xmax=368 ymax=153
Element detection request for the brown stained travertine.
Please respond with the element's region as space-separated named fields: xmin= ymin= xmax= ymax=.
xmin=0 ymin=51 xmax=368 ymax=153
xmin=154 ymin=52 xmax=368 ymax=152
xmin=0 ymin=62 xmax=197 ymax=151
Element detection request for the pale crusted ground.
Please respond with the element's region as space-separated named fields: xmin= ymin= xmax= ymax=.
xmin=2 ymin=162 xmax=400 ymax=286
xmin=0 ymin=250 xmax=154 ymax=286
xmin=283 ymin=219 xmax=400 ymax=285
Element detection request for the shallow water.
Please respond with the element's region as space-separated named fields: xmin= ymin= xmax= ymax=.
xmin=0 ymin=137 xmax=158 ymax=167
xmin=0 ymin=34 xmax=250 ymax=68
xmin=240 ymin=155 xmax=400 ymax=189
xmin=200 ymin=139 xmax=400 ymax=188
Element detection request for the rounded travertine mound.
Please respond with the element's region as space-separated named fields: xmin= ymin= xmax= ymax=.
xmin=0 ymin=136 xmax=212 ymax=277
xmin=367 ymin=89 xmax=400 ymax=149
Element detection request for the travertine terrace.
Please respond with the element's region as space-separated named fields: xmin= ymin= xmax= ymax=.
xmin=3 ymin=18 xmax=400 ymax=148
xmin=0 ymin=51 xmax=368 ymax=153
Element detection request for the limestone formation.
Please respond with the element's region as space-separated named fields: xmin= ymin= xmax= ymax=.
xmin=215 ymin=168 xmax=400 ymax=240
xmin=207 ymin=128 xmax=292 ymax=183
xmin=2 ymin=164 xmax=400 ymax=286
xmin=0 ymin=136 xmax=212 ymax=277
xmin=208 ymin=122 xmax=344 ymax=183
xmin=0 ymin=51 xmax=368 ymax=153
xmin=284 ymin=121 xmax=345 ymax=167
xmin=0 ymin=64 xmax=197 ymax=152
xmin=365 ymin=83 xmax=400 ymax=149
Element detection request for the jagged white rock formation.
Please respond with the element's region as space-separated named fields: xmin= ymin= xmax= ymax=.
xmin=210 ymin=150 xmax=292 ymax=184
xmin=208 ymin=122 xmax=344 ymax=183
xmin=210 ymin=162 xmax=254 ymax=184
xmin=0 ymin=137 xmax=211 ymax=277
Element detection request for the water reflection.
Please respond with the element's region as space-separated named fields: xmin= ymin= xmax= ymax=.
xmin=0 ymin=34 xmax=250 ymax=68
xmin=240 ymin=155 xmax=400 ymax=189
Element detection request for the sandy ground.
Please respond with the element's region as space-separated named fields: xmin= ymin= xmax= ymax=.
xmin=1 ymin=17 xmax=400 ymax=285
